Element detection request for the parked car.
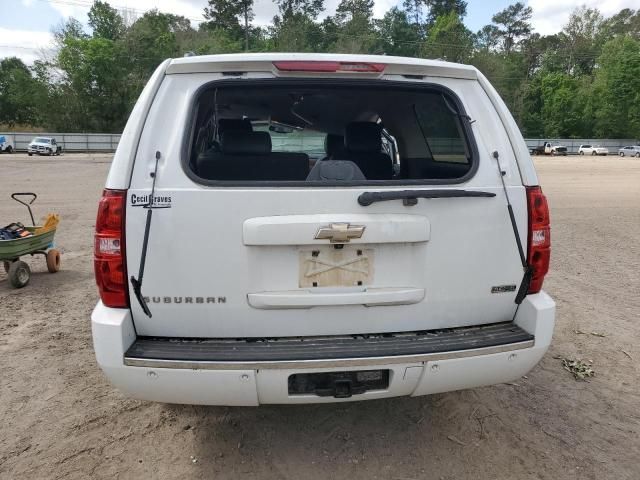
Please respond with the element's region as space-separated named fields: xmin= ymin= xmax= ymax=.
xmin=530 ymin=142 xmax=567 ymax=156
xmin=27 ymin=137 xmax=62 ymax=156
xmin=578 ymin=144 xmax=608 ymax=156
xmin=92 ymin=53 xmax=554 ymax=406
xmin=0 ymin=135 xmax=13 ymax=153
xmin=618 ymin=146 xmax=640 ymax=157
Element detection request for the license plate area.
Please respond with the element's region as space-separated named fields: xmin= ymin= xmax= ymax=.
xmin=288 ymin=370 xmax=390 ymax=398
xmin=299 ymin=247 xmax=374 ymax=288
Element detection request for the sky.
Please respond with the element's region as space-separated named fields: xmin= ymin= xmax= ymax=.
xmin=0 ymin=0 xmax=638 ymax=64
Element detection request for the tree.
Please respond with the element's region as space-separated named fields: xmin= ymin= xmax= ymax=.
xmin=275 ymin=0 xmax=324 ymax=19
xmin=490 ymin=2 xmax=533 ymax=53
xmin=592 ymin=36 xmax=640 ymax=137
xmin=0 ymin=58 xmax=48 ymax=127
xmin=375 ymin=7 xmax=422 ymax=57
xmin=88 ymin=0 xmax=125 ymax=40
xmin=329 ymin=0 xmax=377 ymax=53
xmin=423 ymin=11 xmax=473 ymax=62
xmin=271 ymin=0 xmax=325 ymax=52
xmin=601 ymin=9 xmax=640 ymax=39
xmin=539 ymin=73 xmax=586 ymax=137
xmin=475 ymin=25 xmax=500 ymax=51
xmin=402 ymin=0 xmax=428 ymax=27
xmin=203 ymin=0 xmax=254 ymax=50
xmin=124 ymin=10 xmax=192 ymax=83
xmin=560 ymin=7 xmax=604 ymax=75
xmin=426 ymin=0 xmax=467 ymax=23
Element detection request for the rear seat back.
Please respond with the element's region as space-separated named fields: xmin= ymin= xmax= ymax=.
xmin=323 ymin=133 xmax=346 ymax=160
xmin=344 ymin=122 xmax=392 ymax=180
xmin=197 ymin=131 xmax=309 ymax=181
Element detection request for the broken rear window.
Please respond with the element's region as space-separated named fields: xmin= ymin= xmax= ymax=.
xmin=185 ymin=81 xmax=477 ymax=185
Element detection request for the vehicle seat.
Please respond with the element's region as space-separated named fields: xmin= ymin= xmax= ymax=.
xmin=344 ymin=122 xmax=392 ymax=180
xmin=198 ymin=131 xmax=270 ymax=181
xmin=198 ymin=131 xmax=309 ymax=181
xmin=323 ymin=134 xmax=346 ymax=160
xmin=267 ymin=152 xmax=310 ymax=180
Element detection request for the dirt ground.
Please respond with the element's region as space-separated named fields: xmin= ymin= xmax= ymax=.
xmin=0 ymin=153 xmax=638 ymax=480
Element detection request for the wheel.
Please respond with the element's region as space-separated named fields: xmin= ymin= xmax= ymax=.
xmin=620 ymin=152 xmax=624 ymax=157
xmin=47 ymin=149 xmax=52 ymax=156
xmin=551 ymin=150 xmax=557 ymax=156
xmin=3 ymin=261 xmax=10 ymax=273
xmin=8 ymin=260 xmax=30 ymax=288
xmin=6 ymin=146 xmax=12 ymax=153
xmin=579 ymin=151 xmax=584 ymax=155
xmin=28 ymin=153 xmax=32 ymax=156
xmin=46 ymin=249 xmax=61 ymax=273
xmin=635 ymin=152 xmax=640 ymax=158
xmin=591 ymin=151 xmax=596 ymax=156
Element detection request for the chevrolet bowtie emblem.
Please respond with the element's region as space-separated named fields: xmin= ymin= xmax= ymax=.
xmin=314 ymin=223 xmax=365 ymax=243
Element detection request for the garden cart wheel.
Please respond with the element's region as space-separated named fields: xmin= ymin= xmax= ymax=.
xmin=46 ymin=249 xmax=61 ymax=273
xmin=8 ymin=260 xmax=30 ymax=288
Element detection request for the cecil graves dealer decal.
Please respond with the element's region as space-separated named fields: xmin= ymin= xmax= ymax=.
xmin=130 ymin=193 xmax=172 ymax=208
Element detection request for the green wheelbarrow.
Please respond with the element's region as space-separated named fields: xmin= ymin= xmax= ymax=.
xmin=1 ymin=193 xmax=61 ymax=288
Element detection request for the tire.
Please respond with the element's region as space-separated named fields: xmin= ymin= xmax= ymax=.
xmin=47 ymin=149 xmax=52 ymax=156
xmin=635 ymin=152 xmax=640 ymax=158
xmin=591 ymin=151 xmax=596 ymax=156
xmin=620 ymin=152 xmax=624 ymax=157
xmin=579 ymin=151 xmax=584 ymax=155
xmin=28 ymin=153 xmax=32 ymax=156
xmin=8 ymin=260 xmax=30 ymax=288
xmin=46 ymin=249 xmax=61 ymax=273
xmin=3 ymin=261 xmax=10 ymax=273
xmin=6 ymin=146 xmax=12 ymax=153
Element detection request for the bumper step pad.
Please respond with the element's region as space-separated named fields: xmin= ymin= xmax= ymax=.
xmin=125 ymin=322 xmax=533 ymax=364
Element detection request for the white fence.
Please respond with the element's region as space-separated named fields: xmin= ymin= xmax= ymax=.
xmin=2 ymin=132 xmax=638 ymax=154
xmin=0 ymin=132 xmax=121 ymax=152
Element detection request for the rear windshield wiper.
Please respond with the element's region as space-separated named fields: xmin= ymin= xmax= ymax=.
xmin=358 ymin=189 xmax=495 ymax=206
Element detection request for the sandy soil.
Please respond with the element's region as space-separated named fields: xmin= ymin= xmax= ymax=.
xmin=0 ymin=153 xmax=638 ymax=480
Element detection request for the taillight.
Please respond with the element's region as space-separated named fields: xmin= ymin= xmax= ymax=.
xmin=94 ymin=189 xmax=129 ymax=308
xmin=526 ymin=186 xmax=550 ymax=293
xmin=273 ymin=61 xmax=386 ymax=73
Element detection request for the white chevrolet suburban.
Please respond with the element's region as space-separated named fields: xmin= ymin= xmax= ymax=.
xmin=92 ymin=53 xmax=554 ymax=406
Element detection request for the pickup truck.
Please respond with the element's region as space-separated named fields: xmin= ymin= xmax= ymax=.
xmin=91 ymin=53 xmax=555 ymax=406
xmin=530 ymin=142 xmax=567 ymax=156
xmin=27 ymin=137 xmax=63 ymax=156
xmin=0 ymin=135 xmax=13 ymax=153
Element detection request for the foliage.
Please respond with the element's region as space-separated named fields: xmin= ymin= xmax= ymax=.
xmin=1 ymin=1 xmax=639 ymax=138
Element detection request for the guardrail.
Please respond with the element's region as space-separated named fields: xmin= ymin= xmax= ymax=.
xmin=0 ymin=132 xmax=121 ymax=152
xmin=1 ymin=132 xmax=638 ymax=154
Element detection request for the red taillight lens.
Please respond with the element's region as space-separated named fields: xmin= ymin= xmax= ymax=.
xmin=273 ymin=61 xmax=386 ymax=73
xmin=94 ymin=189 xmax=129 ymax=308
xmin=526 ymin=186 xmax=551 ymax=293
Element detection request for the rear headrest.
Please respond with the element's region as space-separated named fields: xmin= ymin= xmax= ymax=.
xmin=345 ymin=122 xmax=383 ymax=153
xmin=218 ymin=118 xmax=253 ymax=134
xmin=324 ymin=134 xmax=345 ymax=157
xmin=221 ymin=131 xmax=271 ymax=155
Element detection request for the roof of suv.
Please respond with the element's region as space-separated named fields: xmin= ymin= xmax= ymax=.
xmin=166 ymin=53 xmax=479 ymax=80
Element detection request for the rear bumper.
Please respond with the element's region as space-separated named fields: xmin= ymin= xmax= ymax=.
xmin=91 ymin=292 xmax=555 ymax=405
